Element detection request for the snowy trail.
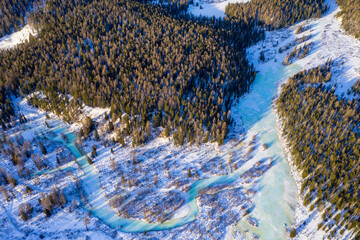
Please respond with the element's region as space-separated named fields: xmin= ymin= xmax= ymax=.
xmin=0 ymin=200 xmax=25 ymax=234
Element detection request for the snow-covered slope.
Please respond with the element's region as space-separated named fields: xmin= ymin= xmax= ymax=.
xmin=0 ymin=25 xmax=36 ymax=50
xmin=290 ymin=0 xmax=360 ymax=97
xmin=285 ymin=0 xmax=360 ymax=237
xmin=188 ymin=0 xmax=249 ymax=18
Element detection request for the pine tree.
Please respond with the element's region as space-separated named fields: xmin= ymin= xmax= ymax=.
xmin=145 ymin=121 xmax=151 ymax=140
xmin=203 ymin=132 xmax=209 ymax=143
xmin=94 ymin=129 xmax=99 ymax=140
xmin=39 ymin=141 xmax=47 ymax=155
xmin=87 ymin=156 xmax=93 ymax=165
xmin=108 ymin=121 xmax=114 ymax=132
xmin=83 ymin=217 xmax=90 ymax=231
xmin=44 ymin=208 xmax=51 ymax=217
xmin=165 ymin=125 xmax=170 ymax=138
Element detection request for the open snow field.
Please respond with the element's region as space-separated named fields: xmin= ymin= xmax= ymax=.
xmin=0 ymin=25 xmax=36 ymax=50
xmin=189 ymin=0 xmax=249 ymax=18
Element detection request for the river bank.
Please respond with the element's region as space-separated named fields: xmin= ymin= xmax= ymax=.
xmin=273 ymin=0 xmax=360 ymax=238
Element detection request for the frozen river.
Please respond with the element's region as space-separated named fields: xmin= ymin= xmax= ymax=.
xmin=234 ymin=63 xmax=302 ymax=239
xmin=34 ymin=62 xmax=301 ymax=239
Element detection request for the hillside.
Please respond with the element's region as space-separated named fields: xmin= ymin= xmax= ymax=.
xmin=225 ymin=0 xmax=328 ymax=29
xmin=337 ymin=0 xmax=360 ymax=39
xmin=277 ymin=63 xmax=360 ymax=239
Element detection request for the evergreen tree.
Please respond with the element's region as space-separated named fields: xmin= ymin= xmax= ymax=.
xmin=39 ymin=141 xmax=47 ymax=155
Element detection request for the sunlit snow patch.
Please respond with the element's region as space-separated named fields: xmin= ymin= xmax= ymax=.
xmin=0 ymin=25 xmax=36 ymax=50
xmin=189 ymin=0 xmax=249 ymax=18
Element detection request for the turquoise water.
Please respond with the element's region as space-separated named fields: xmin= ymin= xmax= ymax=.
xmin=235 ymin=63 xmax=302 ymax=239
xmin=34 ymin=63 xmax=302 ymax=237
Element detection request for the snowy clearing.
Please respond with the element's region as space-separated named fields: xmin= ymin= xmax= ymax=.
xmin=188 ymin=0 xmax=249 ymax=18
xmin=0 ymin=25 xmax=36 ymax=50
xmin=289 ymin=0 xmax=360 ymax=97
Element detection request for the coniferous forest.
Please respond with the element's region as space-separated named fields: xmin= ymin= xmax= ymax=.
xmin=0 ymin=0 xmax=331 ymax=146
xmin=337 ymin=0 xmax=360 ymax=39
xmin=276 ymin=1 xmax=360 ymax=237
xmin=0 ymin=0 xmax=38 ymax=37
xmin=0 ymin=0 xmax=265 ymax=145
xmin=225 ymin=0 xmax=328 ymax=29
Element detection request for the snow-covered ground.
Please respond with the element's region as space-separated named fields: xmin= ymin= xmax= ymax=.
xmin=286 ymin=0 xmax=360 ymax=97
xmin=283 ymin=0 xmax=360 ymax=238
xmin=1 ymin=0 xmax=360 ymax=239
xmin=188 ymin=0 xmax=249 ymax=18
xmin=232 ymin=0 xmax=360 ymax=238
xmin=0 ymin=95 xmax=271 ymax=239
xmin=0 ymin=98 xmax=108 ymax=239
xmin=0 ymin=25 xmax=36 ymax=50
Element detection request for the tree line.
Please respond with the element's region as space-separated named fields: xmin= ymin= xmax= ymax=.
xmin=0 ymin=0 xmax=40 ymax=38
xmin=225 ymin=0 xmax=328 ymax=29
xmin=337 ymin=0 xmax=360 ymax=39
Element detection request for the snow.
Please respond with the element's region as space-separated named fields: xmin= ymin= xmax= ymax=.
xmin=1 ymin=0 xmax=360 ymax=238
xmin=288 ymin=0 xmax=360 ymax=97
xmin=0 ymin=95 xmax=269 ymax=239
xmin=0 ymin=25 xmax=36 ymax=50
xmin=0 ymin=99 xmax=99 ymax=239
xmin=188 ymin=0 xmax=249 ymax=18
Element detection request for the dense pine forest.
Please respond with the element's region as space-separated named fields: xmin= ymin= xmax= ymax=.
xmin=225 ymin=0 xmax=328 ymax=29
xmin=0 ymin=0 xmax=264 ymax=146
xmin=0 ymin=0 xmax=334 ymax=146
xmin=337 ymin=0 xmax=360 ymax=39
xmin=0 ymin=0 xmax=38 ymax=37
xmin=277 ymin=62 xmax=360 ymax=238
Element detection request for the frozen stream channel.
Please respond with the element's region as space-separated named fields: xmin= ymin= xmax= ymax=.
xmin=233 ymin=63 xmax=302 ymax=239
